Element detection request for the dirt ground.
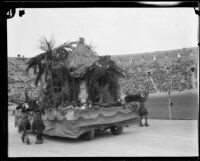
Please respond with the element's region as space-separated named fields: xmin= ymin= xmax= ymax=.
xmin=8 ymin=113 xmax=198 ymax=157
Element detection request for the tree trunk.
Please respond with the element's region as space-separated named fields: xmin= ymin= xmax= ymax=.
xmin=49 ymin=67 xmax=55 ymax=108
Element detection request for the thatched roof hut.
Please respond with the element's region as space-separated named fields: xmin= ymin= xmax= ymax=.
xmin=27 ymin=37 xmax=126 ymax=108
xmin=65 ymin=37 xmax=99 ymax=74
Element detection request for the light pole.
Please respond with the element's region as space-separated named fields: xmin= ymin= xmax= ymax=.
xmin=191 ymin=67 xmax=196 ymax=89
xmin=167 ymin=69 xmax=172 ymax=120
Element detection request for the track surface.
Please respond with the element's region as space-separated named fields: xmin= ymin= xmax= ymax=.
xmin=8 ymin=114 xmax=198 ymax=157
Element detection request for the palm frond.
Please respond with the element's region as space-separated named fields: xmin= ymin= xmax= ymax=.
xmin=54 ymin=41 xmax=77 ymax=51
xmin=51 ymin=41 xmax=77 ymax=61
xmin=26 ymin=52 xmax=46 ymax=74
xmin=39 ymin=35 xmax=56 ymax=52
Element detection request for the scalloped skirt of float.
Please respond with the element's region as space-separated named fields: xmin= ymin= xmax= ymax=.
xmin=41 ymin=105 xmax=140 ymax=138
xmin=42 ymin=108 xmax=84 ymax=138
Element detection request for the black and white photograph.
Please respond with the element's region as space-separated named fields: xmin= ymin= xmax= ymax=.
xmin=6 ymin=2 xmax=199 ymax=157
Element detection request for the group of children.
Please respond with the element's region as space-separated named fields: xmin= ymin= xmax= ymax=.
xmin=15 ymin=100 xmax=45 ymax=145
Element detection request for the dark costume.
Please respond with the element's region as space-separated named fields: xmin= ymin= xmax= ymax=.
xmin=139 ymin=101 xmax=148 ymax=116
xmin=32 ymin=110 xmax=45 ymax=144
xmin=18 ymin=112 xmax=31 ymax=132
xmin=19 ymin=109 xmax=31 ymax=144
xmin=138 ymin=101 xmax=149 ymax=127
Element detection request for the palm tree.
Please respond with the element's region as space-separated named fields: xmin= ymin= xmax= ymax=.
xmin=26 ymin=36 xmax=74 ymax=108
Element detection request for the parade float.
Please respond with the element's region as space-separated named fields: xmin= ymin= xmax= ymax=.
xmin=16 ymin=37 xmax=139 ymax=140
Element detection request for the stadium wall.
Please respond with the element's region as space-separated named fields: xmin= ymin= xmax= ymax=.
xmin=146 ymin=90 xmax=198 ymax=120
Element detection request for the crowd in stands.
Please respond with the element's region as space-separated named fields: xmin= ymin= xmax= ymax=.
xmin=119 ymin=58 xmax=197 ymax=94
xmin=8 ymin=53 xmax=198 ymax=102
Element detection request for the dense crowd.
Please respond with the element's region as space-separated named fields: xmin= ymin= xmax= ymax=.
xmin=8 ymin=56 xmax=198 ymax=103
xmin=119 ymin=59 xmax=197 ymax=94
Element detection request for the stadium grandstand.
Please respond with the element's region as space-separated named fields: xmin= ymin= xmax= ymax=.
xmin=111 ymin=47 xmax=198 ymax=95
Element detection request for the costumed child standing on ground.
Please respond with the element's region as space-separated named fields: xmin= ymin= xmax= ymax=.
xmin=139 ymin=100 xmax=149 ymax=127
xmin=18 ymin=103 xmax=31 ymax=144
xmin=32 ymin=100 xmax=45 ymax=144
